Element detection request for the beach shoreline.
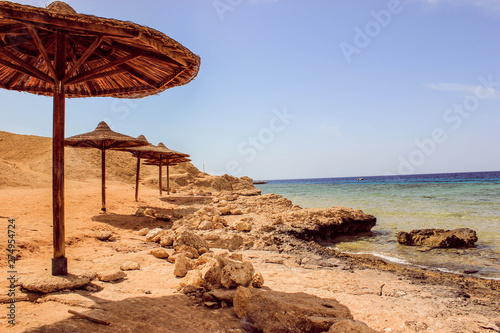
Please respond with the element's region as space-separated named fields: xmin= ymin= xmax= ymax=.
xmin=1 ymin=181 xmax=499 ymax=332
xmin=1 ymin=130 xmax=499 ymax=332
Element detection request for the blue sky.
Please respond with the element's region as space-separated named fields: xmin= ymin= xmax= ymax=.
xmin=1 ymin=0 xmax=499 ymax=180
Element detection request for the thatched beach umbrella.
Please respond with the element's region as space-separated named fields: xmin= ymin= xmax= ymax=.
xmin=0 ymin=1 xmax=200 ymax=275
xmin=123 ymin=142 xmax=190 ymax=197
xmin=139 ymin=143 xmax=190 ymax=196
xmin=125 ymin=135 xmax=153 ymax=202
xmin=65 ymin=121 xmax=148 ymax=211
xmin=117 ymin=135 xmax=156 ymax=201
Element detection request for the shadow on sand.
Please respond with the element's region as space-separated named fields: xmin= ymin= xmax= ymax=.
xmin=23 ymin=292 xmax=243 ymax=333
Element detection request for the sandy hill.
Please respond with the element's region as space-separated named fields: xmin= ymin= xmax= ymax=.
xmin=0 ymin=130 xmax=259 ymax=195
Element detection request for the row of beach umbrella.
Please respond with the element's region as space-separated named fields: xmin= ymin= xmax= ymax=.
xmin=65 ymin=121 xmax=190 ymax=212
xmin=0 ymin=1 xmax=200 ymax=275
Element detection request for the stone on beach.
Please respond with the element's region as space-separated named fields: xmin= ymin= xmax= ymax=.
xmin=397 ymin=228 xmax=478 ymax=248
xmin=278 ymin=206 xmax=377 ymax=242
xmin=235 ymin=220 xmax=253 ymax=232
xmin=233 ymin=286 xmax=353 ymax=333
xmin=174 ymin=254 xmax=193 ymax=277
xmin=97 ymin=270 xmax=126 ymax=282
xmin=18 ymin=270 xmax=97 ymax=293
xmin=150 ymin=247 xmax=170 ymax=259
xmin=327 ymin=319 xmax=378 ymax=333
xmin=252 ymin=272 xmax=264 ymax=288
xmin=160 ymin=234 xmax=175 ymax=247
xmin=145 ymin=228 xmax=166 ymax=242
xmin=173 ymin=230 xmax=210 ymax=254
xmin=95 ymin=230 xmax=113 ymax=241
xmin=120 ymin=261 xmax=140 ymax=271
xmin=179 ymin=270 xmax=204 ymax=288
xmin=219 ymin=257 xmax=255 ymax=288
xmin=137 ymin=227 xmax=150 ymax=236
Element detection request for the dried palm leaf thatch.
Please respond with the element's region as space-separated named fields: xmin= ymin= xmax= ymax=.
xmin=124 ymin=141 xmax=190 ymax=159
xmin=64 ymin=121 xmax=148 ymax=149
xmin=0 ymin=1 xmax=200 ymax=99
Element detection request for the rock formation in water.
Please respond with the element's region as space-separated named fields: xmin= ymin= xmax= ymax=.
xmin=397 ymin=228 xmax=478 ymax=248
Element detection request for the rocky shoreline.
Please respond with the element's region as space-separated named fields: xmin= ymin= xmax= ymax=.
xmin=1 ymin=131 xmax=500 ymax=332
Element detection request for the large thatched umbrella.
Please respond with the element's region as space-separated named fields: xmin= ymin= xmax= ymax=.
xmin=65 ymin=121 xmax=148 ymax=211
xmin=124 ymin=142 xmax=190 ymax=197
xmin=0 ymin=1 xmax=200 ymax=275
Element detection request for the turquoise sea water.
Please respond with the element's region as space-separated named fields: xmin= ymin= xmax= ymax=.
xmin=255 ymin=171 xmax=500 ymax=280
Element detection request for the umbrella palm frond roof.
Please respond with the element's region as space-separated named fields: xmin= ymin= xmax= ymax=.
xmin=64 ymin=121 xmax=147 ymax=149
xmin=125 ymin=142 xmax=189 ymax=159
xmin=0 ymin=1 xmax=200 ymax=99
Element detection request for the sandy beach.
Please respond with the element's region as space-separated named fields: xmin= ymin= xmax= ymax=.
xmin=1 ymin=131 xmax=500 ymax=333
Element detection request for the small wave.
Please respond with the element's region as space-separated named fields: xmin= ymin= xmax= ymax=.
xmin=336 ymin=250 xmax=410 ymax=265
xmin=335 ymin=249 xmax=500 ymax=280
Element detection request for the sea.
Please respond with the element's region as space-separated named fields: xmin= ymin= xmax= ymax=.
xmin=254 ymin=171 xmax=500 ymax=280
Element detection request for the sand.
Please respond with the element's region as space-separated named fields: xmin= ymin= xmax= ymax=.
xmin=1 ymin=131 xmax=499 ymax=332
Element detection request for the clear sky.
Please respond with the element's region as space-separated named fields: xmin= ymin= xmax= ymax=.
xmin=1 ymin=0 xmax=500 ymax=180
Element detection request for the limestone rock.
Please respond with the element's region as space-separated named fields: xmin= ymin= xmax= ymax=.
xmin=18 ymin=270 xmax=97 ymax=293
xmin=150 ymin=248 xmax=170 ymax=259
xmin=203 ymin=231 xmax=243 ymax=251
xmin=175 ymin=244 xmax=200 ymax=259
xmin=135 ymin=207 xmax=146 ymax=217
xmin=97 ymin=270 xmax=126 ymax=282
xmin=173 ymin=230 xmax=210 ymax=255
xmin=137 ymin=228 xmax=150 ymax=236
xmin=397 ymin=228 xmax=478 ymax=248
xmin=179 ymin=270 xmax=204 ymax=288
xmin=160 ymin=234 xmax=175 ymax=247
xmin=199 ymin=257 xmax=222 ymax=288
xmin=167 ymin=253 xmax=180 ymax=264
xmin=327 ymin=319 xmax=378 ymax=333
xmin=252 ymin=272 xmax=264 ymax=288
xmin=144 ymin=208 xmax=156 ymax=217
xmin=174 ymin=254 xmax=192 ymax=277
xmin=95 ymin=230 xmax=113 ymax=241
xmin=232 ymin=176 xmax=261 ymax=196
xmin=120 ymin=261 xmax=140 ymax=271
xmin=234 ymin=286 xmax=353 ymax=333
xmin=208 ymin=288 xmax=236 ymax=305
xmin=198 ymin=220 xmax=213 ymax=230
xmin=229 ymin=253 xmax=243 ymax=262
xmin=145 ymin=228 xmax=165 ymax=242
xmin=235 ymin=220 xmax=252 ymax=232
xmin=279 ymin=206 xmax=376 ymax=242
xmin=231 ymin=208 xmax=243 ymax=215
xmin=219 ymin=258 xmax=255 ymax=288
xmin=40 ymin=293 xmax=98 ymax=308
xmin=218 ymin=206 xmax=231 ymax=215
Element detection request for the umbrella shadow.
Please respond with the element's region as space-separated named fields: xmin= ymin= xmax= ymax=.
xmin=91 ymin=214 xmax=172 ymax=232
xmin=159 ymin=195 xmax=212 ymax=206
xmin=23 ymin=293 xmax=243 ymax=333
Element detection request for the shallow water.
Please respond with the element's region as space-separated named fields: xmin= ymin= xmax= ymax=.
xmin=256 ymin=171 xmax=500 ymax=279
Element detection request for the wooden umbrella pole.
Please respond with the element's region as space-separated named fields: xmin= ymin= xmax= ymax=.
xmin=159 ymin=154 xmax=163 ymax=197
xmin=52 ymin=30 xmax=67 ymax=276
xmin=166 ymin=158 xmax=170 ymax=195
xmin=101 ymin=147 xmax=106 ymax=212
xmin=135 ymin=156 xmax=140 ymax=202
